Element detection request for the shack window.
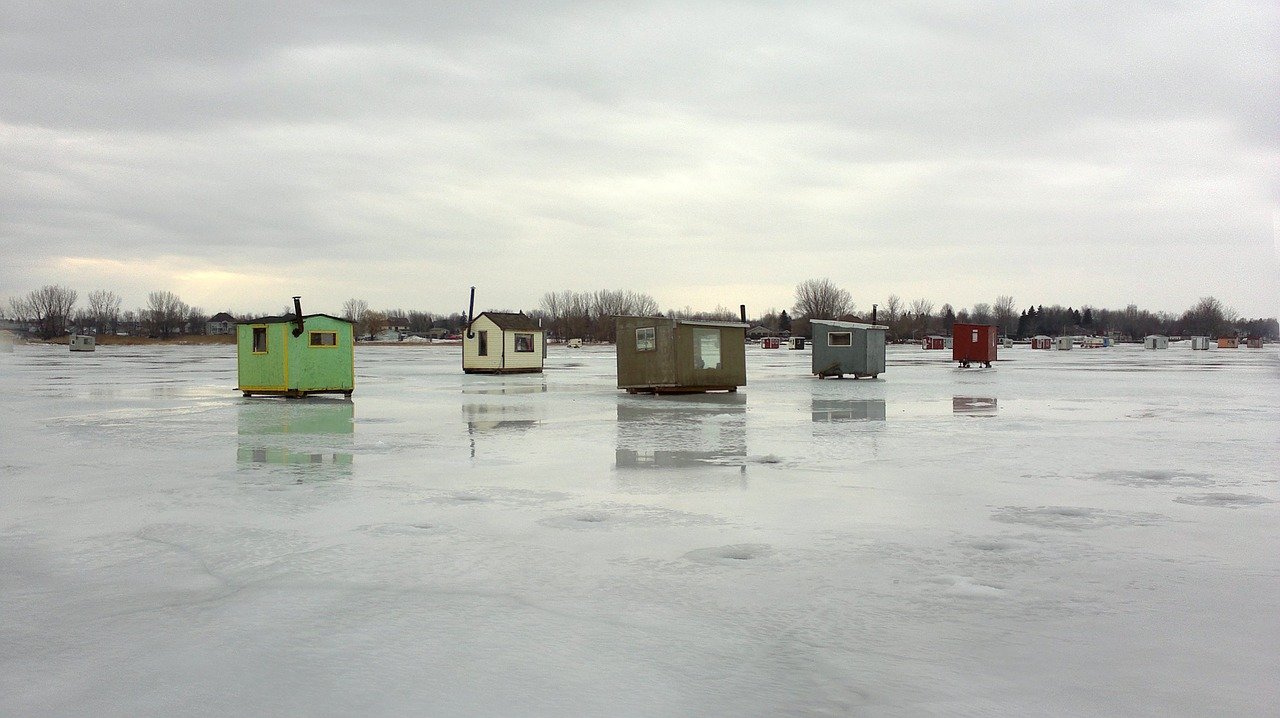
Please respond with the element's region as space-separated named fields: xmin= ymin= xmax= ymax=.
xmin=692 ymin=327 xmax=721 ymax=370
xmin=828 ymin=332 xmax=852 ymax=347
xmin=252 ymin=327 xmax=267 ymax=353
xmin=514 ymin=333 xmax=534 ymax=352
xmin=478 ymin=330 xmax=488 ymax=356
xmin=636 ymin=327 xmax=655 ymax=351
xmin=310 ymin=331 xmax=337 ymax=347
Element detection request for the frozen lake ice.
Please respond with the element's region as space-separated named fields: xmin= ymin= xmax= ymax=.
xmin=2 ymin=342 xmax=1278 ymax=716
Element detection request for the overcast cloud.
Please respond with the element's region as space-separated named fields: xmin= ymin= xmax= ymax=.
xmin=2 ymin=1 xmax=1277 ymax=318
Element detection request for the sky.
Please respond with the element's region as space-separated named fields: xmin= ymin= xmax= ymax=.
xmin=2 ymin=1 xmax=1277 ymax=319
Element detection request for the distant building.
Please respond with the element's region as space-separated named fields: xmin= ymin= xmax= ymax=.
xmin=746 ymin=325 xmax=774 ymax=339
xmin=1217 ymin=337 xmax=1239 ymax=349
xmin=1143 ymin=335 xmax=1169 ymax=350
xmin=1031 ymin=335 xmax=1052 ymax=350
xmin=1054 ymin=336 xmax=1073 ymax=350
xmin=922 ymin=335 xmax=946 ymax=350
xmin=1190 ymin=336 xmax=1211 ymax=350
xmin=206 ymin=312 xmax=237 ymax=335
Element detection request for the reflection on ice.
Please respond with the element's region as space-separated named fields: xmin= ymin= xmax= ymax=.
xmin=615 ymin=393 xmax=747 ymax=471
xmin=236 ymin=399 xmax=354 ymax=474
xmin=462 ymin=403 xmax=542 ymax=432
xmin=461 ymin=382 xmax=547 ymax=395
xmin=953 ymin=396 xmax=998 ymax=416
xmin=811 ymin=399 xmax=887 ymax=422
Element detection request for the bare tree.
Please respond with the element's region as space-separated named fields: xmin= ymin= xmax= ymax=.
xmin=146 ymin=291 xmax=189 ymax=338
xmin=793 ymin=278 xmax=853 ymax=320
xmin=970 ymin=302 xmax=993 ymax=325
xmin=187 ymin=307 xmax=208 ymax=334
xmin=87 ymin=290 xmax=123 ymax=334
xmin=1180 ymin=296 xmax=1237 ymax=336
xmin=342 ymin=298 xmax=372 ymax=339
xmin=993 ymin=295 xmax=1017 ymax=336
xmin=12 ymin=285 xmax=78 ymax=339
xmin=909 ymin=298 xmax=934 ymax=338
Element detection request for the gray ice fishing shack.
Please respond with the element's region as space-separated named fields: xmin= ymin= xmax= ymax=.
xmin=810 ymin=320 xmax=887 ymax=379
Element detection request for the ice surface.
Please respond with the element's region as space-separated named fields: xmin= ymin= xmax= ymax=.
xmin=2 ymin=343 xmax=1278 ymax=716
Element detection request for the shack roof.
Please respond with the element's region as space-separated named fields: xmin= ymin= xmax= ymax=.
xmin=237 ymin=313 xmax=351 ymax=325
xmin=474 ymin=312 xmax=542 ymax=331
xmin=615 ymin=316 xmax=749 ymax=329
xmin=810 ymin=319 xmax=889 ymax=330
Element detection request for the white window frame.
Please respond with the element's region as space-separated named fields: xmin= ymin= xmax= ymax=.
xmin=636 ymin=327 xmax=655 ymax=351
xmin=828 ymin=331 xmax=852 ymax=347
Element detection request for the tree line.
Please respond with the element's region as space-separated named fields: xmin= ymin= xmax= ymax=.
xmin=4 ymin=286 xmax=216 ymax=340
xmin=5 ymin=281 xmax=1277 ymax=343
xmin=770 ymin=279 xmax=1276 ymax=342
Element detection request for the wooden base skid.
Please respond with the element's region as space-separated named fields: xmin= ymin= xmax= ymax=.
xmin=623 ymin=386 xmax=740 ymax=394
xmin=463 ymin=368 xmax=544 ymax=375
xmin=241 ymin=389 xmax=353 ymax=398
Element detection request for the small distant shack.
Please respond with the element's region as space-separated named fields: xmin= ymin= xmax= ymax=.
xmin=237 ymin=298 xmax=354 ymax=398
xmin=953 ymin=323 xmax=997 ymax=368
xmin=789 ymin=337 xmax=805 ymax=350
xmin=462 ymin=312 xmax=545 ymax=374
xmin=69 ymin=334 xmax=95 ymax=352
xmin=762 ymin=337 xmax=781 ymax=349
xmin=1246 ymin=336 xmax=1264 ymax=349
xmin=1190 ymin=336 xmax=1211 ymax=350
xmin=615 ymin=316 xmax=747 ymax=394
xmin=1217 ymin=337 xmax=1239 ymax=349
xmin=1144 ymin=335 xmax=1169 ymax=350
xmin=922 ymin=335 xmax=946 ymax=350
xmin=1031 ymin=335 xmax=1052 ymax=350
xmin=811 ymin=320 xmax=887 ymax=379
xmin=1054 ymin=336 xmax=1073 ymax=350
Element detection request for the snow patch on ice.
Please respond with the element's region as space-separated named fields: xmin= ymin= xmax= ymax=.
xmin=1173 ymin=493 xmax=1274 ymax=508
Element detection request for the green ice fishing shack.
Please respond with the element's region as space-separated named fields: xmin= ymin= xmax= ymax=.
xmin=237 ymin=297 xmax=355 ymax=397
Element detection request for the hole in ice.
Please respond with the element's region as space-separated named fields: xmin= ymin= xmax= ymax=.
xmin=684 ymin=543 xmax=773 ymax=564
xmin=450 ymin=493 xmax=488 ymax=503
xmin=574 ymin=512 xmax=609 ymax=523
xmin=1173 ymin=493 xmax=1273 ymax=508
xmin=1043 ymin=507 xmax=1091 ymax=517
xmin=968 ymin=540 xmax=1015 ymax=552
xmin=752 ymin=455 xmax=783 ymax=464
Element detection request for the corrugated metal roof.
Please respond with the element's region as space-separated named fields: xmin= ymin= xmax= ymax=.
xmin=678 ymin=320 xmax=750 ymax=328
xmin=810 ymin=319 xmax=889 ymax=330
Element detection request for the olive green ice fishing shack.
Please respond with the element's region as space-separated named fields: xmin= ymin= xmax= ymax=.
xmin=237 ymin=297 xmax=354 ymax=397
xmin=615 ymin=316 xmax=748 ymax=393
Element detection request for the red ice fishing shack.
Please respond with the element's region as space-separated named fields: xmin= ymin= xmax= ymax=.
xmin=953 ymin=323 xmax=998 ymax=368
